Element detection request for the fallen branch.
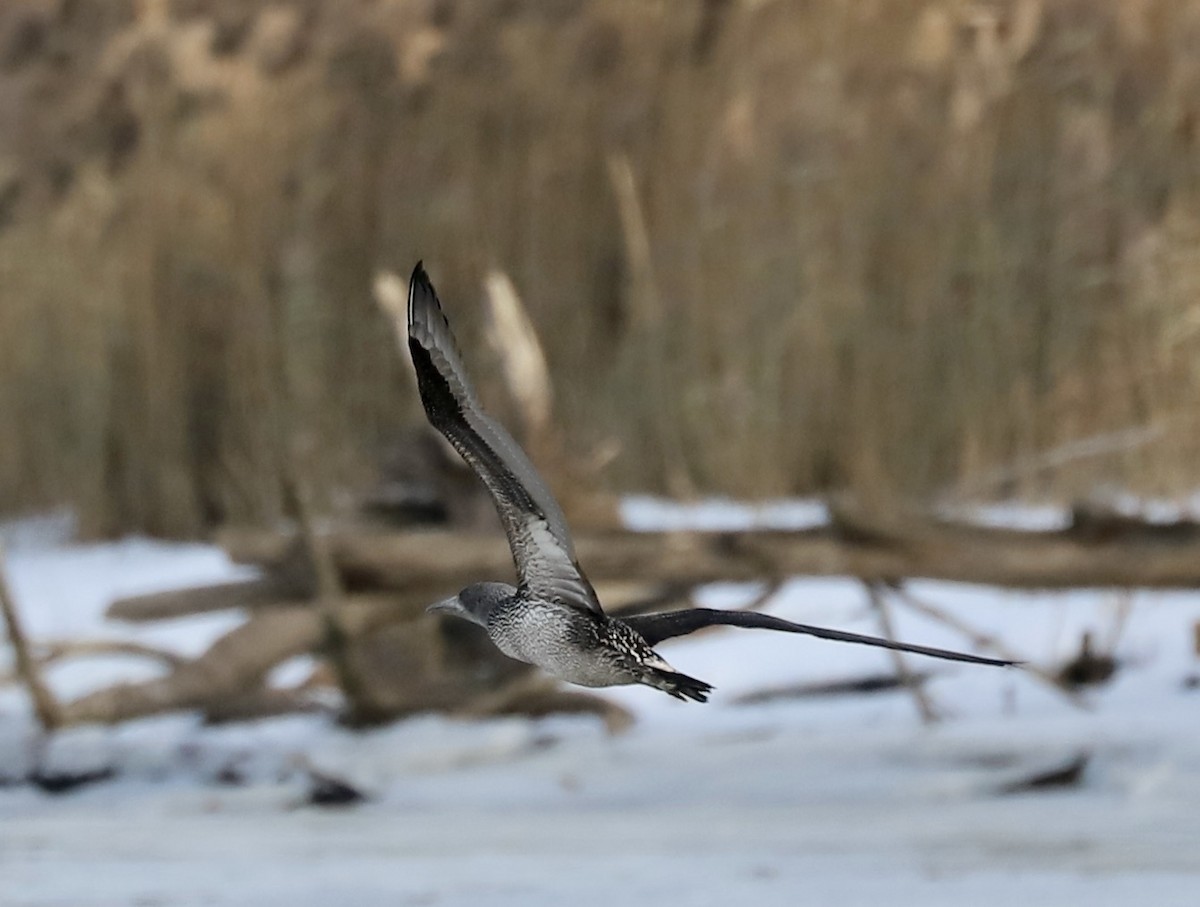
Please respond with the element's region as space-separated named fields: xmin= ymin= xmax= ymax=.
xmin=0 ymin=545 xmax=62 ymax=731
xmin=58 ymin=594 xmax=406 ymax=726
xmin=38 ymin=639 xmax=184 ymax=670
xmin=215 ymin=515 xmax=1200 ymax=596
xmin=886 ymin=581 xmax=1090 ymax=710
xmin=457 ymin=672 xmax=634 ymax=735
xmin=865 ymin=582 xmax=938 ymax=724
xmin=107 ymin=573 xmax=308 ymax=622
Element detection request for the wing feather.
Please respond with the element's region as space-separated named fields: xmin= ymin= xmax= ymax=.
xmin=621 ymin=608 xmax=1018 ymax=667
xmin=407 ymin=263 xmax=602 ymax=614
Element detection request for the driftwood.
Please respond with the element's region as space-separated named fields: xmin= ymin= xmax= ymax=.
xmin=79 ymin=501 xmax=1200 ymax=730
xmin=60 ymin=594 xmax=404 ymax=726
xmin=107 ymin=572 xmax=313 ymax=622
xmin=206 ymin=511 xmax=1200 ymax=604
xmin=108 ymin=569 xmax=687 ymax=624
xmin=60 ymin=592 xmax=624 ymax=729
xmin=0 ymin=639 xmax=185 ymax=689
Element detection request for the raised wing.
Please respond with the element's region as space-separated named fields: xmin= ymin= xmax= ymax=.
xmin=407 ymin=262 xmax=602 ymax=614
xmin=621 ymin=608 xmax=1018 ymax=667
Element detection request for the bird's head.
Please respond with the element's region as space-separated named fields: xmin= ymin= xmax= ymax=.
xmin=426 ymin=582 xmax=517 ymax=627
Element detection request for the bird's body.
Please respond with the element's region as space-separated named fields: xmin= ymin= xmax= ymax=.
xmin=402 ymin=262 xmax=1015 ymax=702
xmin=488 ymin=595 xmax=637 ymax=687
xmin=431 ymin=580 xmax=714 ymax=700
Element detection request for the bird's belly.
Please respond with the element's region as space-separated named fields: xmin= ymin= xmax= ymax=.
xmin=489 ymin=612 xmax=634 ymax=688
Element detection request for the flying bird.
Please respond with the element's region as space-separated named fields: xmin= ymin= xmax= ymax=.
xmin=406 ymin=263 xmax=1015 ymax=701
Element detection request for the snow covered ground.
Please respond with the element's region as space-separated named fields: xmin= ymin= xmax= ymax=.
xmin=2 ymin=500 xmax=1199 ymax=906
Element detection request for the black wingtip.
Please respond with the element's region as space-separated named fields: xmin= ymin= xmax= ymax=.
xmin=407 ymin=260 xmax=436 ymax=328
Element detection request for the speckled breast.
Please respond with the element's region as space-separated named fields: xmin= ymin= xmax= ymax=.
xmin=487 ymin=604 xmax=637 ymax=688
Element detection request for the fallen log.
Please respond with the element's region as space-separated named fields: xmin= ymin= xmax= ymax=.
xmin=212 ymin=515 xmax=1200 ymax=595
xmin=107 ymin=576 xmax=307 ymax=622
xmin=61 ymin=594 xmax=407 ymax=726
xmin=107 ymin=569 xmax=687 ymax=623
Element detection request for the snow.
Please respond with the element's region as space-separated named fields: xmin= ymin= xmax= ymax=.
xmin=621 ymin=495 xmax=830 ymax=531
xmin=2 ymin=500 xmax=1200 ymax=906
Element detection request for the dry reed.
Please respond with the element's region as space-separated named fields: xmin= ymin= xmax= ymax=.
xmin=1 ymin=0 xmax=1199 ymax=535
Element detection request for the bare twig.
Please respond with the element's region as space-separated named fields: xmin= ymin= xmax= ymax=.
xmin=56 ymin=595 xmax=408 ymax=726
xmin=40 ymin=639 xmax=187 ymax=670
xmin=269 ymin=262 xmax=375 ymax=724
xmin=734 ymin=577 xmax=785 ymax=612
xmin=0 ymin=545 xmax=63 ymax=731
xmin=607 ymin=152 xmax=694 ymax=498
xmin=864 ymin=581 xmax=938 ymax=724
xmin=606 ymin=153 xmax=661 ymax=331
xmin=457 ymin=672 xmax=635 ymax=735
xmin=0 ymin=640 xmax=186 ymax=691
xmin=279 ymin=472 xmax=381 ymax=724
xmin=1102 ymin=590 xmax=1134 ymax=653
xmin=946 ymin=423 xmax=1165 ymax=501
xmin=887 ymin=581 xmax=1091 ymax=710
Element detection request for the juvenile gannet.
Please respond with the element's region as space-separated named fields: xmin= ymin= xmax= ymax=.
xmin=407 ymin=263 xmax=1014 ymax=701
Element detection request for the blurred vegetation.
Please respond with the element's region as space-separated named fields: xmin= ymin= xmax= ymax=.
xmin=2 ymin=0 xmax=1200 ymax=537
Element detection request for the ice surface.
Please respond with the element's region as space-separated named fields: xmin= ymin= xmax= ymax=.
xmin=2 ymin=503 xmax=1199 ymax=906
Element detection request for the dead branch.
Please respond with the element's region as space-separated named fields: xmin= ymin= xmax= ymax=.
xmin=40 ymin=639 xmax=185 ymax=669
xmin=607 ymin=152 xmax=694 ymax=498
xmin=202 ymin=687 xmax=330 ymax=724
xmin=946 ymin=424 xmax=1166 ymax=500
xmin=216 ymin=516 xmax=1200 ymax=597
xmin=887 ymin=581 xmax=1090 ymax=710
xmin=456 ymin=673 xmax=635 ymax=735
xmin=106 ymin=555 xmax=680 ymax=623
xmin=281 ymin=472 xmax=383 ymax=723
xmin=864 ymin=582 xmax=938 ymax=724
xmin=0 ymin=638 xmax=182 ymax=689
xmin=607 ymin=153 xmax=661 ymax=331
xmin=0 ymin=544 xmax=62 ymax=731
xmin=734 ymin=578 xmax=785 ymax=612
xmin=107 ymin=573 xmax=309 ymax=622
xmin=58 ymin=594 xmax=406 ymax=726
xmin=268 ymin=255 xmax=376 ymax=723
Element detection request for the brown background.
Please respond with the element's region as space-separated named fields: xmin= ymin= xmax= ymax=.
xmin=1 ymin=0 xmax=1198 ymax=537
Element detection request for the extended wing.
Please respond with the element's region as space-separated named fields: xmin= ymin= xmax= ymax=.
xmin=407 ymin=263 xmax=602 ymax=614
xmin=621 ymin=608 xmax=1018 ymax=667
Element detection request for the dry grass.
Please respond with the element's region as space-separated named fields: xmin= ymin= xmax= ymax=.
xmin=2 ymin=0 xmax=1200 ymax=535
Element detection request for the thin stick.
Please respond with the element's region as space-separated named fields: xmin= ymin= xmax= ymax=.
xmin=0 ymin=639 xmax=186 ymax=689
xmin=0 ymin=545 xmax=63 ymax=731
xmin=1103 ymin=590 xmax=1134 ymax=653
xmin=734 ymin=577 xmax=785 ymax=612
xmin=945 ymin=423 xmax=1164 ymax=501
xmin=864 ymin=581 xmax=938 ymax=724
xmin=888 ymin=581 xmax=1091 ymax=710
xmin=279 ymin=468 xmax=381 ymax=725
xmin=607 ymin=152 xmax=694 ymax=498
xmin=268 ymin=271 xmax=375 ymax=725
xmin=42 ymin=639 xmax=187 ymax=670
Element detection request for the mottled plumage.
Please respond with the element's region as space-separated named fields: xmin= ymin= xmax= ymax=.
xmin=407 ymin=262 xmax=1014 ymax=702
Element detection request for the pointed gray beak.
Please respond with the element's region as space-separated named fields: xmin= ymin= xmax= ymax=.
xmin=426 ymin=595 xmax=460 ymax=616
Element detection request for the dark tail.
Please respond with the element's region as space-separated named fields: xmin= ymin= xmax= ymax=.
xmin=646 ymin=668 xmax=714 ymax=703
